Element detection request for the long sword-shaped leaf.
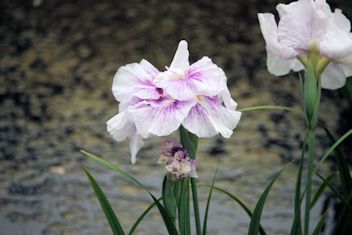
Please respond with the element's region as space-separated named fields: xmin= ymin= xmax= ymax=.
xmin=128 ymin=198 xmax=161 ymax=235
xmin=81 ymin=150 xmax=179 ymax=235
xmin=290 ymin=133 xmax=307 ymax=235
xmin=84 ymin=169 xmax=125 ymax=235
xmin=310 ymin=173 xmax=337 ymax=210
xmin=317 ymin=128 xmax=352 ymax=169
xmin=203 ymin=168 xmax=218 ymax=235
xmin=248 ymin=163 xmax=291 ymax=235
xmin=162 ymin=175 xmax=177 ymax=223
xmin=201 ymin=185 xmax=266 ymax=235
xmin=315 ymin=173 xmax=352 ymax=211
xmin=178 ymin=178 xmax=190 ymax=235
xmin=312 ymin=212 xmax=327 ymax=235
xmin=320 ymin=127 xmax=352 ymax=197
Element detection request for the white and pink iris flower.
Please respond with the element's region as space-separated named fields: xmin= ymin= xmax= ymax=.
xmin=258 ymin=0 xmax=352 ymax=89
xmin=107 ymin=40 xmax=241 ymax=164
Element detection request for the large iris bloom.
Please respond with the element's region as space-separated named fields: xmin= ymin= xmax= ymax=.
xmin=258 ymin=0 xmax=352 ymax=89
xmin=107 ymin=40 xmax=241 ymax=163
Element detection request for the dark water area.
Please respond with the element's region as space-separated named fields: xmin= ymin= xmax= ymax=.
xmin=1 ymin=0 xmax=351 ymax=234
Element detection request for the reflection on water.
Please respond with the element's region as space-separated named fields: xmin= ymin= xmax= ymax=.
xmin=0 ymin=0 xmax=350 ymax=234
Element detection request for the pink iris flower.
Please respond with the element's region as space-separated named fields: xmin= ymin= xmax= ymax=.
xmin=258 ymin=0 xmax=352 ymax=89
xmin=107 ymin=40 xmax=241 ymax=164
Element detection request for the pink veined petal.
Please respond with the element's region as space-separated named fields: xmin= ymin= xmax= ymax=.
xmin=258 ymin=13 xmax=299 ymax=59
xmin=155 ymin=57 xmax=224 ymax=101
xmin=107 ymin=111 xmax=133 ymax=142
xmin=276 ymin=1 xmax=298 ymax=18
xmin=112 ymin=61 xmax=161 ymax=103
xmin=139 ymin=59 xmax=160 ymax=77
xmin=130 ymin=98 xmax=196 ymax=137
xmin=220 ymin=88 xmax=238 ymax=110
xmin=277 ymin=0 xmax=315 ymax=54
xmin=318 ymin=27 xmax=352 ymax=59
xmin=169 ymin=40 xmax=190 ymax=71
xmin=217 ymin=69 xmax=238 ymax=110
xmin=182 ymin=103 xmax=218 ymax=138
xmin=106 ymin=111 xmax=145 ymax=164
xmin=182 ymin=96 xmax=241 ymax=138
xmin=321 ymin=62 xmax=346 ymax=89
xmin=266 ymin=49 xmax=304 ymax=76
xmin=188 ymin=57 xmax=223 ymax=93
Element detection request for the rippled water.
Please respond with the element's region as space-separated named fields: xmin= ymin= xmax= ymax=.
xmin=1 ymin=0 xmax=351 ymax=234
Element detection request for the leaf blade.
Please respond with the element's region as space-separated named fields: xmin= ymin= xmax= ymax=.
xmin=248 ymin=163 xmax=291 ymax=235
xmin=84 ymin=169 xmax=125 ymax=235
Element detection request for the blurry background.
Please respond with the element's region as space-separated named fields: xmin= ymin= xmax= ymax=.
xmin=1 ymin=0 xmax=351 ymax=234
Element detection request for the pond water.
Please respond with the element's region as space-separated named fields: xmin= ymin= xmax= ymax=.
xmin=1 ymin=0 xmax=351 ymax=234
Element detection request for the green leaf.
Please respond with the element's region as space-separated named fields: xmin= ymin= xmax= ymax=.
xmin=317 ymin=128 xmax=352 ymax=169
xmin=178 ymin=178 xmax=191 ymax=235
xmin=84 ymin=169 xmax=125 ymax=235
xmin=320 ymin=127 xmax=352 ymax=197
xmin=310 ymin=173 xmax=337 ymax=210
xmin=128 ymin=198 xmax=161 ymax=235
xmin=162 ymin=175 xmax=177 ymax=222
xmin=237 ymin=105 xmax=302 ymax=114
xmin=81 ymin=150 xmax=179 ymax=235
xmin=315 ymin=173 xmax=352 ymax=211
xmin=179 ymin=126 xmax=198 ymax=159
xmin=179 ymin=126 xmax=201 ymax=235
xmin=312 ymin=212 xmax=327 ymax=235
xmin=290 ymin=133 xmax=307 ymax=235
xmin=248 ymin=163 xmax=291 ymax=235
xmin=203 ymin=168 xmax=218 ymax=235
xmin=202 ymin=185 xmax=266 ymax=235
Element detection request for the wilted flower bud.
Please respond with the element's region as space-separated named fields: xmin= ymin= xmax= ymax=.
xmin=158 ymin=140 xmax=198 ymax=179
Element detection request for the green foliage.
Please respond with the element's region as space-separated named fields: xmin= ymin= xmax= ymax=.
xmin=81 ymin=150 xmax=179 ymax=235
xmin=312 ymin=212 xmax=327 ymax=235
xmin=162 ymin=175 xmax=177 ymax=223
xmin=128 ymin=198 xmax=161 ymax=235
xmin=248 ymin=163 xmax=291 ymax=235
xmin=84 ymin=169 xmax=125 ymax=235
xmin=203 ymin=185 xmax=266 ymax=235
xmin=178 ymin=178 xmax=190 ymax=235
xmin=202 ymin=168 xmax=218 ymax=235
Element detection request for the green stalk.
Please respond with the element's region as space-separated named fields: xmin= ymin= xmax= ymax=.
xmin=191 ymin=178 xmax=202 ymax=235
xmin=179 ymin=127 xmax=201 ymax=235
xmin=302 ymin=62 xmax=321 ymax=235
xmin=303 ymin=129 xmax=316 ymax=235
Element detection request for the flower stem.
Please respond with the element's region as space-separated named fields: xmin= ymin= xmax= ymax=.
xmin=191 ymin=178 xmax=202 ymax=235
xmin=304 ymin=128 xmax=316 ymax=235
xmin=179 ymin=126 xmax=201 ymax=235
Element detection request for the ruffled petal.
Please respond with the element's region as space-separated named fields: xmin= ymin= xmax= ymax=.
xmin=321 ymin=62 xmax=346 ymax=89
xmin=182 ymin=96 xmax=241 ymax=138
xmin=258 ymin=13 xmax=299 ymax=59
xmin=107 ymin=111 xmax=144 ymax=164
xmin=276 ymin=0 xmax=315 ymax=54
xmin=333 ymin=9 xmax=351 ymax=32
xmin=129 ymin=134 xmax=144 ymax=164
xmin=112 ymin=61 xmax=161 ymax=103
xmin=169 ymin=40 xmax=190 ymax=71
xmin=217 ymin=70 xmax=238 ymax=110
xmin=318 ymin=24 xmax=352 ymax=59
xmin=107 ymin=112 xmax=133 ymax=141
xmin=155 ymin=57 xmax=223 ymax=100
xmin=266 ymin=49 xmax=304 ymax=76
xmin=130 ymin=98 xmax=196 ymax=137
xmin=337 ymin=55 xmax=352 ymax=77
